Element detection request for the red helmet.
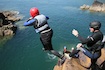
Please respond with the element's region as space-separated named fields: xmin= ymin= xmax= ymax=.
xmin=30 ymin=7 xmax=39 ymax=18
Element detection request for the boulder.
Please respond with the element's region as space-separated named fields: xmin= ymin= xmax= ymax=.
xmin=0 ymin=11 xmax=22 ymax=36
xmin=54 ymin=59 xmax=88 ymax=70
xmin=2 ymin=11 xmax=22 ymax=22
xmin=0 ymin=23 xmax=17 ymax=36
xmin=0 ymin=29 xmax=4 ymax=36
xmin=80 ymin=1 xmax=105 ymax=12
xmin=96 ymin=48 xmax=105 ymax=66
xmin=80 ymin=4 xmax=90 ymax=10
xmin=0 ymin=13 xmax=6 ymax=27
xmin=53 ymin=48 xmax=105 ymax=70
xmin=92 ymin=1 xmax=103 ymax=7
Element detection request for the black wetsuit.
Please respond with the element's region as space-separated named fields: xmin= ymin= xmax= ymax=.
xmin=40 ymin=26 xmax=53 ymax=50
xmin=78 ymin=30 xmax=103 ymax=53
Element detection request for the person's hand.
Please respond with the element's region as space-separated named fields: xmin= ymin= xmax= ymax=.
xmin=76 ymin=43 xmax=82 ymax=48
xmin=76 ymin=43 xmax=85 ymax=52
xmin=27 ymin=17 xmax=33 ymax=22
xmin=29 ymin=17 xmax=33 ymax=20
xmin=72 ymin=29 xmax=79 ymax=37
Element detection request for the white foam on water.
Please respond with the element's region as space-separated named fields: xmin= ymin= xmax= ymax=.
xmin=47 ymin=53 xmax=56 ymax=60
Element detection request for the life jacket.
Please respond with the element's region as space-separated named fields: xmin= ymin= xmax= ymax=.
xmin=89 ymin=35 xmax=105 ymax=53
xmin=90 ymin=40 xmax=102 ymax=52
xmin=85 ymin=36 xmax=105 ymax=60
xmin=34 ymin=14 xmax=51 ymax=33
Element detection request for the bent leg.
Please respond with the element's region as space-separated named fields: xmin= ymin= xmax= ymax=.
xmin=50 ymin=50 xmax=66 ymax=65
xmin=77 ymin=47 xmax=93 ymax=58
xmin=69 ymin=49 xmax=79 ymax=57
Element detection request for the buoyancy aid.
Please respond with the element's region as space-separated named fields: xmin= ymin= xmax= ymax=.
xmin=94 ymin=35 xmax=105 ymax=52
xmin=85 ymin=36 xmax=105 ymax=59
xmin=34 ymin=14 xmax=51 ymax=33
xmin=89 ymin=35 xmax=105 ymax=53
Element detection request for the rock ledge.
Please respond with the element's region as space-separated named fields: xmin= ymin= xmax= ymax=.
xmin=80 ymin=1 xmax=105 ymax=12
xmin=0 ymin=11 xmax=23 ymax=36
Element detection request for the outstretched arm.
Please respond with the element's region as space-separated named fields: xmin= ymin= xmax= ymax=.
xmin=24 ymin=17 xmax=36 ymax=26
xmin=72 ymin=29 xmax=92 ymax=44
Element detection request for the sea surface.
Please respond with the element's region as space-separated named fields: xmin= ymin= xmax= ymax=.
xmin=0 ymin=0 xmax=105 ymax=70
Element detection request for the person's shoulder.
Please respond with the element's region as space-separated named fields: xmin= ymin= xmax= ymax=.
xmin=39 ymin=14 xmax=45 ymax=17
xmin=98 ymin=30 xmax=103 ymax=35
xmin=40 ymin=14 xmax=49 ymax=20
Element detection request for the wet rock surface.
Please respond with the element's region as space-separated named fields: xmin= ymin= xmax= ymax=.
xmin=0 ymin=11 xmax=23 ymax=36
xmin=80 ymin=1 xmax=105 ymax=12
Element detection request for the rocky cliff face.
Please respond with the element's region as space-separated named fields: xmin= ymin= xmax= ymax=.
xmin=53 ymin=48 xmax=105 ymax=70
xmin=0 ymin=11 xmax=23 ymax=37
xmin=80 ymin=1 xmax=105 ymax=12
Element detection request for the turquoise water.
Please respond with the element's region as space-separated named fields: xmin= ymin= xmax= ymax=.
xmin=0 ymin=0 xmax=105 ymax=70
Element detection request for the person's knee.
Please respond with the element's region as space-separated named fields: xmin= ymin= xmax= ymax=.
xmin=76 ymin=43 xmax=83 ymax=48
xmin=76 ymin=43 xmax=84 ymax=51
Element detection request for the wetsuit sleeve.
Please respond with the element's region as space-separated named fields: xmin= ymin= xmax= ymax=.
xmin=24 ymin=19 xmax=36 ymax=26
xmin=46 ymin=16 xmax=49 ymax=20
xmin=77 ymin=34 xmax=93 ymax=44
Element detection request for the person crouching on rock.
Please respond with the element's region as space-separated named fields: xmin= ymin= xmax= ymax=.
xmin=72 ymin=21 xmax=103 ymax=70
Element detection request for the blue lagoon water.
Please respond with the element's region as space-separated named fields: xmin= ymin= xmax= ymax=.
xmin=0 ymin=0 xmax=105 ymax=70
